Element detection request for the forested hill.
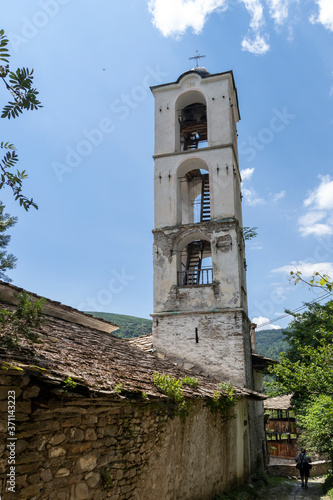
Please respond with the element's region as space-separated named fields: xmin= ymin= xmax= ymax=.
xmin=85 ymin=312 xmax=288 ymax=359
xmin=85 ymin=312 xmax=152 ymax=339
xmin=255 ymin=329 xmax=288 ymax=360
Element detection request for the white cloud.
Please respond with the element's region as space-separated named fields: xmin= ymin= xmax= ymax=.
xmin=298 ymin=211 xmax=326 ymax=226
xmin=241 ymin=32 xmax=270 ymax=54
xmin=272 ymin=190 xmax=286 ymax=202
xmin=298 ymin=175 xmax=333 ymax=237
xmin=310 ymin=0 xmax=333 ymax=31
xmin=241 ymin=167 xmax=266 ymax=205
xmin=242 ymin=187 xmax=266 ymax=206
xmin=266 ymin=0 xmax=290 ymax=26
xmin=147 ymin=0 xmax=227 ymax=37
xmin=148 ymin=0 xmax=333 ymax=51
xmin=304 ymin=175 xmax=333 ymax=210
xmin=240 ymin=167 xmax=255 ymax=181
xmin=272 ymin=260 xmax=333 ymax=277
xmin=299 ymin=223 xmax=333 ymax=237
xmin=242 ymin=0 xmax=265 ymax=30
xmin=252 ymin=316 xmax=281 ymax=330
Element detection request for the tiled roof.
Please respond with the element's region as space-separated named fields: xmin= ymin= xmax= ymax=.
xmin=128 ymin=334 xmax=154 ymax=352
xmin=0 ymin=281 xmax=118 ymax=333
xmin=0 ymin=301 xmax=265 ymax=402
xmin=264 ymin=394 xmax=293 ymax=410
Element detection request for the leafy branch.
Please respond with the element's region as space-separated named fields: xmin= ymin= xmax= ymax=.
xmin=1 ymin=67 xmax=42 ymax=119
xmin=0 ymin=29 xmax=42 ymax=211
xmin=0 ymin=142 xmax=37 ymax=210
xmin=289 ymin=271 xmax=333 ymax=294
xmin=0 ymin=201 xmax=17 ymax=281
xmin=242 ymin=226 xmax=258 ymax=241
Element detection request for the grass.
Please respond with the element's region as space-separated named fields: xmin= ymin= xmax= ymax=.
xmin=324 ymin=472 xmax=333 ymax=499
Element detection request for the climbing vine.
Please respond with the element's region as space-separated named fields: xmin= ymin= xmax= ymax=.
xmin=153 ymin=373 xmax=199 ymax=417
xmin=205 ymin=382 xmax=237 ymax=418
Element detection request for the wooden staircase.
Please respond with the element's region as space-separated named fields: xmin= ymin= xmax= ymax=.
xmin=185 ymin=242 xmax=203 ymax=285
xmin=200 ymin=174 xmax=210 ymax=222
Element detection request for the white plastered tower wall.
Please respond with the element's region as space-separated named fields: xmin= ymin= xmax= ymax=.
xmin=150 ymin=68 xmax=252 ymax=389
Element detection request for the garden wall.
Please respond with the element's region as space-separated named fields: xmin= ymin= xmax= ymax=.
xmin=0 ymin=370 xmax=250 ymax=499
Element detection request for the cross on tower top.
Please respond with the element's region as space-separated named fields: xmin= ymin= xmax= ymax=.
xmin=189 ymin=50 xmax=206 ymax=67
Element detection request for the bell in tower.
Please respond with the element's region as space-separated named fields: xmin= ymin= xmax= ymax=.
xmin=150 ymin=64 xmax=253 ymax=389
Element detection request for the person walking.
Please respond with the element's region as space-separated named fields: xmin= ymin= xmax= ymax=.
xmin=296 ymin=449 xmax=312 ymax=488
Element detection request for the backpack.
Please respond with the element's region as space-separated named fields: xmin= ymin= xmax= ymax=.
xmin=296 ymin=453 xmax=312 ymax=470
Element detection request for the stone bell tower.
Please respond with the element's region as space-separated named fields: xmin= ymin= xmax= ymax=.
xmin=150 ymin=66 xmax=253 ymax=388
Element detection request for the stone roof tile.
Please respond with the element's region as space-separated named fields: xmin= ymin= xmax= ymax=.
xmin=0 ymin=303 xmax=265 ymax=402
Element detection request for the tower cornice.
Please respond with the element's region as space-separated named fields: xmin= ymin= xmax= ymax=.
xmin=150 ymin=69 xmax=240 ymax=120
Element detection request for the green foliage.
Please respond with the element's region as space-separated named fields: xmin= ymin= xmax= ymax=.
xmin=153 ymin=373 xmax=184 ymax=403
xmin=1 ymin=67 xmax=42 ymax=119
xmin=86 ymin=311 xmax=152 ymax=339
xmin=0 ymin=202 xmax=17 ymax=281
xmin=324 ymin=472 xmax=333 ymax=499
xmin=153 ymin=373 xmax=199 ymax=417
xmin=298 ymin=395 xmax=333 ymax=457
xmin=113 ymin=382 xmax=123 ymax=395
xmin=255 ymin=328 xmax=287 ymax=360
xmin=63 ymin=377 xmax=77 ymax=393
xmin=181 ymin=376 xmax=199 ymax=388
xmin=282 ymin=300 xmax=333 ymax=364
xmin=206 ymin=382 xmax=237 ymax=416
xmin=153 ymin=373 xmax=236 ymax=419
xmin=290 ymin=270 xmax=333 ymax=293
xmin=0 ymin=291 xmax=45 ymax=346
xmin=242 ymin=226 xmax=258 ymax=241
xmin=0 ymin=142 xmax=37 ymax=211
xmin=270 ymin=341 xmax=333 ymax=396
xmin=0 ymin=29 xmax=41 ymax=211
xmin=270 ymin=296 xmax=333 ymax=463
xmin=0 ymin=30 xmax=10 ymax=65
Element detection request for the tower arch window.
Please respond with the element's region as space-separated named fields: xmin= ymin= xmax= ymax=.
xmin=177 ymin=159 xmax=211 ymax=224
xmin=177 ymin=237 xmax=213 ymax=286
xmin=175 ymin=90 xmax=208 ymax=152
xmin=179 ymin=103 xmax=207 ymax=150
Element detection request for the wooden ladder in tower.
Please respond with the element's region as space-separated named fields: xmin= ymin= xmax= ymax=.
xmin=185 ymin=242 xmax=203 ymax=285
xmin=200 ymin=173 xmax=210 ymax=222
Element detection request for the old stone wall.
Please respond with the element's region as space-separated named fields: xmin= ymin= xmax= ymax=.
xmin=153 ymin=220 xmax=246 ymax=313
xmin=153 ymin=310 xmax=252 ymax=387
xmin=268 ymin=461 xmax=330 ymax=478
xmin=0 ymin=371 xmax=251 ymax=500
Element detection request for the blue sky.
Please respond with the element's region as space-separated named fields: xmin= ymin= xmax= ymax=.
xmin=1 ymin=0 xmax=333 ymax=329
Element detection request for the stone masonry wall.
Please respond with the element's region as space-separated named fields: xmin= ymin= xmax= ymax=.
xmin=0 ymin=370 xmax=249 ymax=500
xmin=153 ymin=310 xmax=251 ymax=387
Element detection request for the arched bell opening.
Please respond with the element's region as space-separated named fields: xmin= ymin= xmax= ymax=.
xmin=177 ymin=237 xmax=213 ymax=286
xmin=179 ymin=103 xmax=207 ymax=151
xmin=175 ymin=90 xmax=208 ymax=152
xmin=177 ymin=159 xmax=211 ymax=224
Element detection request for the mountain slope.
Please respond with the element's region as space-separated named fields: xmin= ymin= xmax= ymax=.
xmin=85 ymin=311 xmax=152 ymax=339
xmin=255 ymin=328 xmax=287 ymax=360
xmin=86 ymin=312 xmax=287 ymax=359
